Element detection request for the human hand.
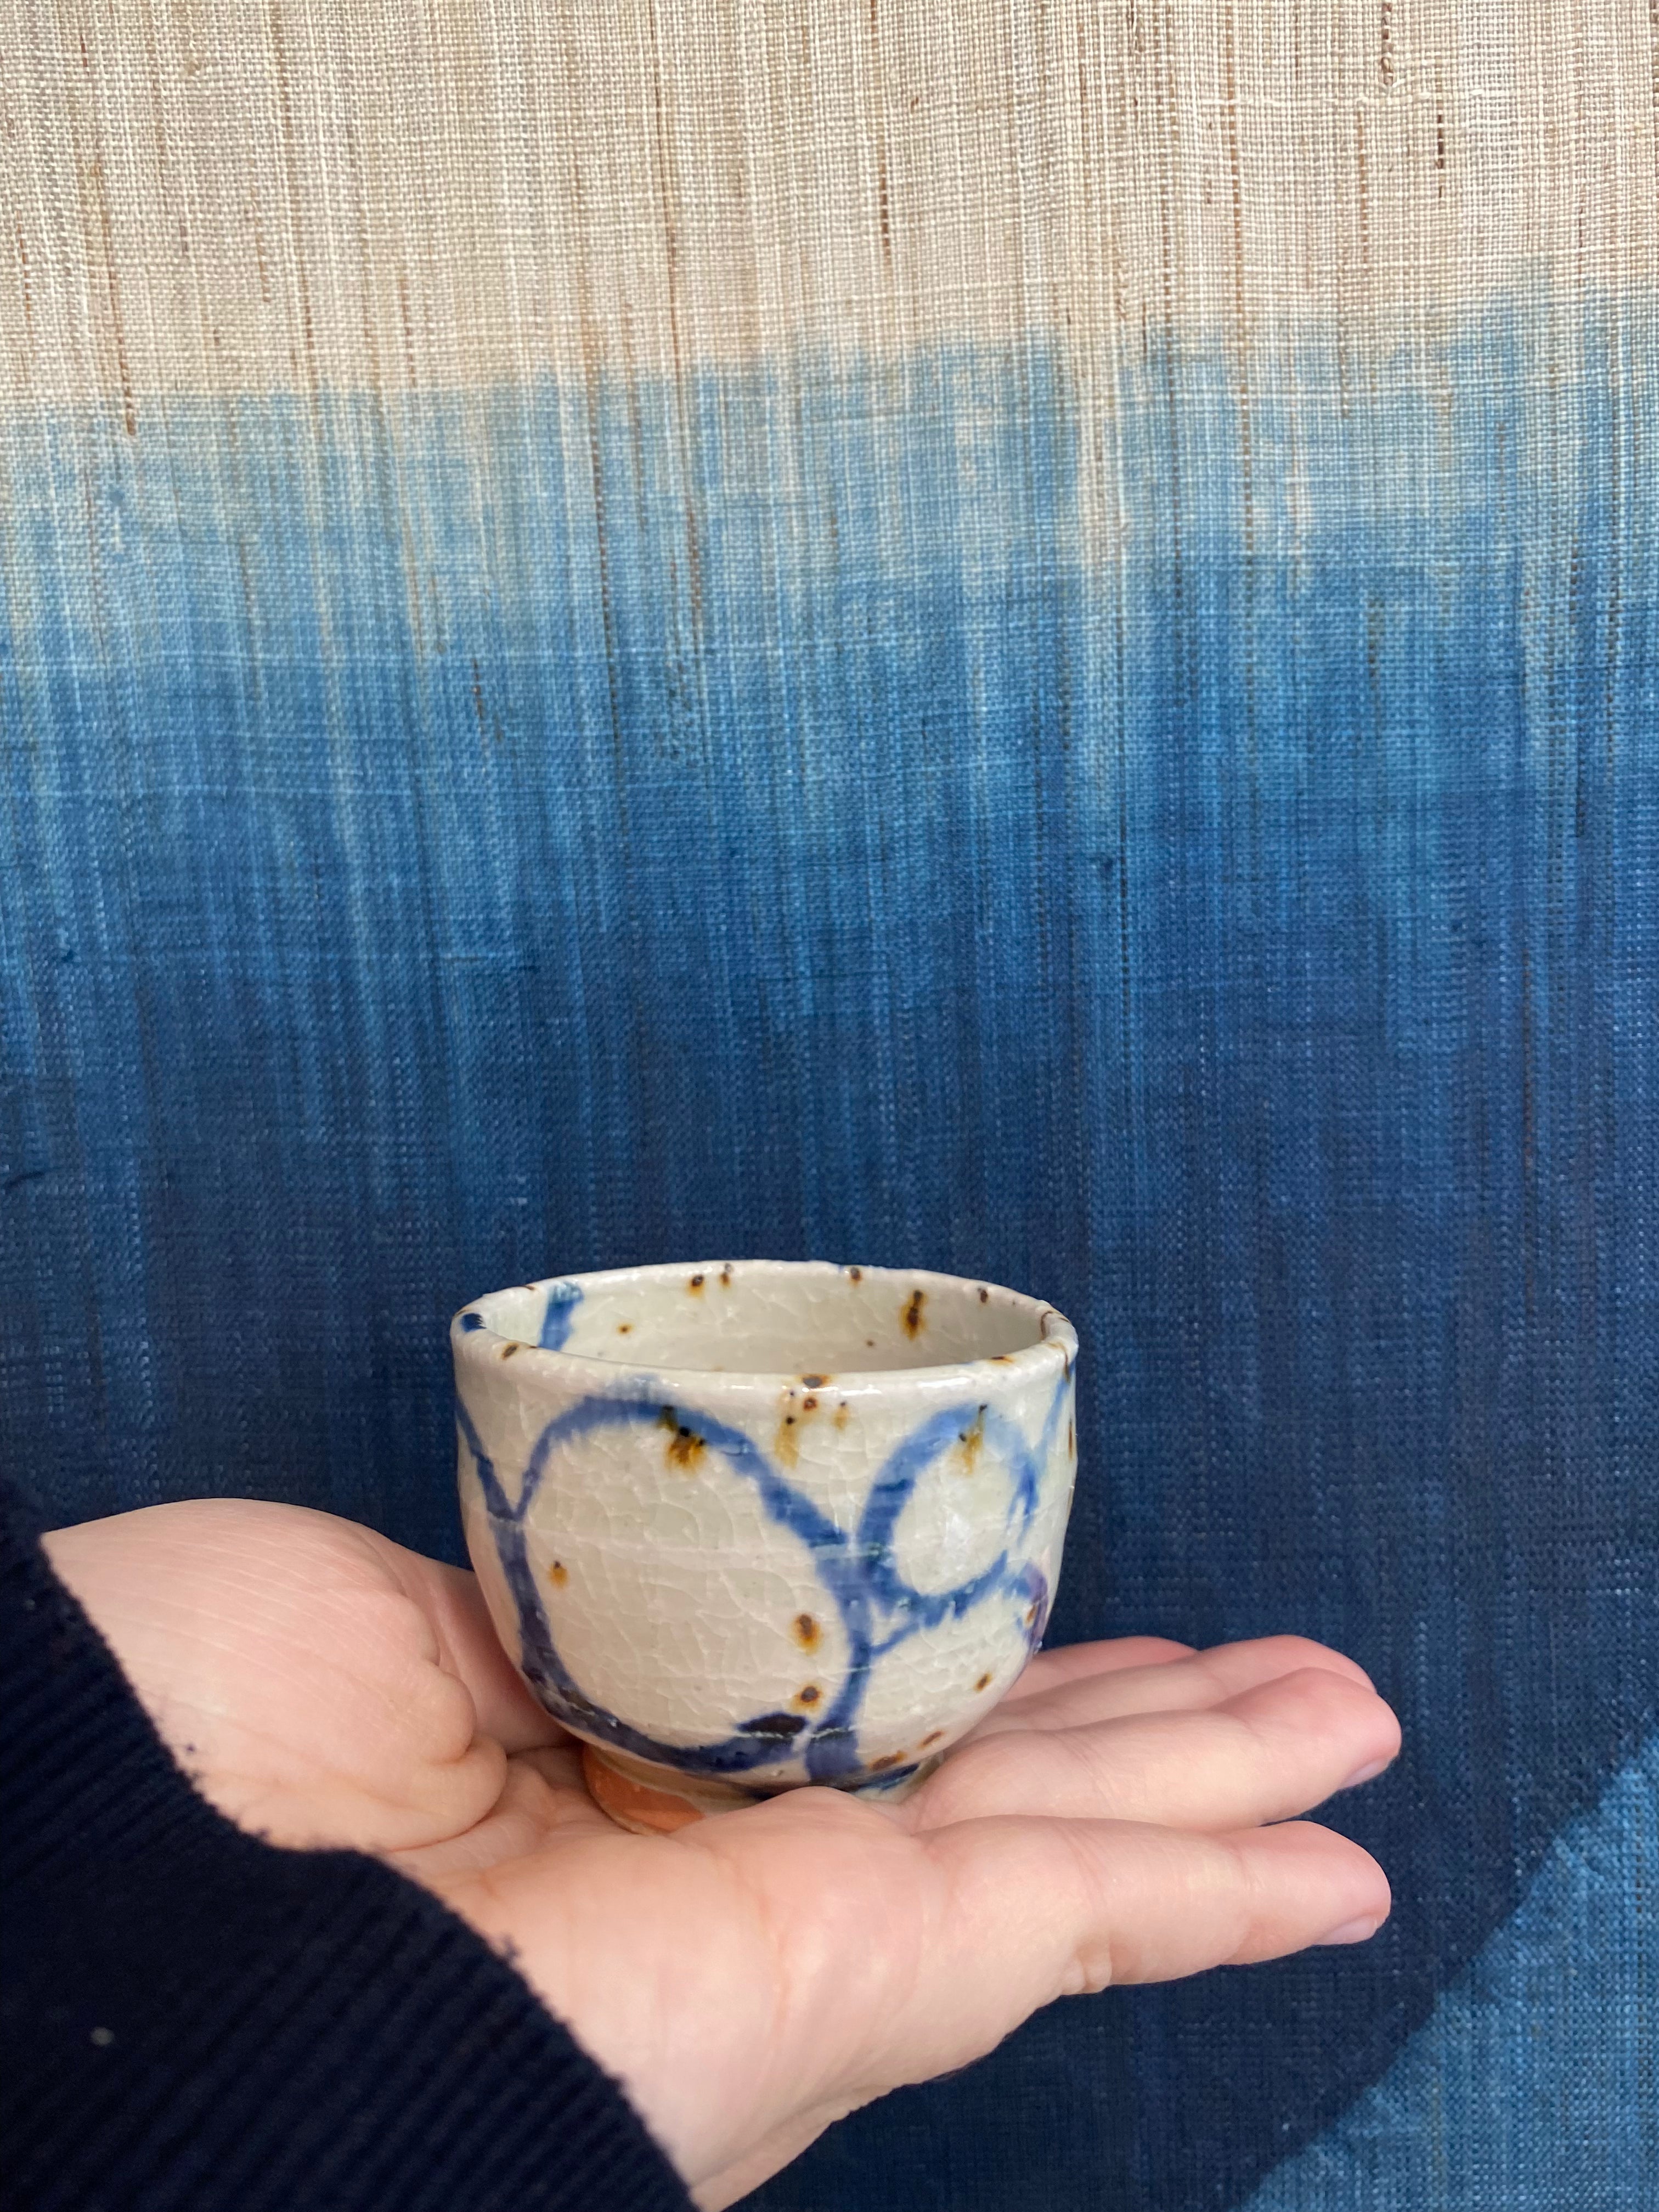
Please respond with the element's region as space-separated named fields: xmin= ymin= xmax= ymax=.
xmin=46 ymin=1501 xmax=1397 ymax=2209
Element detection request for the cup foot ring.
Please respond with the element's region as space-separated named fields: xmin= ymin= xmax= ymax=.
xmin=580 ymin=1743 xmax=943 ymax=1835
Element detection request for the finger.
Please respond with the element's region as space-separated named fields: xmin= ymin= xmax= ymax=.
xmin=974 ymin=1633 xmax=1376 ymax=1739
xmin=376 ymin=1540 xmax=568 ymax=1753
xmin=393 ymin=1743 xmax=613 ymax=1881
xmin=1002 ymin=1636 xmax=1195 ymax=1702
xmin=951 ymin=1813 xmax=1390 ymax=1991
xmin=860 ymin=1814 xmax=1387 ymax=2090
xmin=917 ymin=1667 xmax=1400 ymax=1833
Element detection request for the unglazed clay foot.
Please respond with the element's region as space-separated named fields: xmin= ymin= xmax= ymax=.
xmin=580 ymin=1741 xmax=946 ymax=1835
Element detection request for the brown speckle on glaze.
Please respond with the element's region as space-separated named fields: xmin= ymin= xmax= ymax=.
xmin=792 ymin=1612 xmax=821 ymax=1651
xmin=866 ymin=1338 xmax=877 ymax=1348
xmin=719 ymin=1263 xmax=733 ymax=1287
xmin=802 ymin=1374 xmax=828 ymax=1388
xmin=869 ymin=1752 xmax=904 ymax=1772
xmin=956 ymin=1406 xmax=987 ymax=1472
xmin=803 ymin=1395 xmax=819 ymax=1411
xmin=901 ymin=1286 xmax=927 ymax=1339
xmin=978 ymin=1285 xmax=989 ymax=1303
xmin=688 ymin=1272 xmax=705 ymax=1293
xmin=617 ymin=1322 xmax=633 ymax=1334
xmin=549 ymin=1561 xmax=569 ymax=1587
xmin=1067 ymin=1419 xmax=1075 ymax=1457
xmin=920 ymin=1729 xmax=945 ymax=1747
xmin=658 ymin=1407 xmax=707 ymax=1470
xmin=834 ymin=1400 xmax=851 ymax=1429
xmin=974 ymin=1672 xmax=993 ymax=1692
xmin=847 ymin=1265 xmax=864 ymax=1283
xmin=499 ymin=1341 xmax=520 ymax=1359
xmin=989 ymin=1353 xmax=1013 ymax=1363
xmin=793 ymin=1683 xmax=822 ymax=1709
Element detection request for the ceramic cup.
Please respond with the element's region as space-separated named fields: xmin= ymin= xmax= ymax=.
xmin=452 ymin=1259 xmax=1078 ymax=1833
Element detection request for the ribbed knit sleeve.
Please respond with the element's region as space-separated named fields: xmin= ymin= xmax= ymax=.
xmin=0 ymin=1484 xmax=693 ymax=2212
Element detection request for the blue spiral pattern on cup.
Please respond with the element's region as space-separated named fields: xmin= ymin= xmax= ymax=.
xmin=455 ymin=1372 xmax=1068 ymax=1788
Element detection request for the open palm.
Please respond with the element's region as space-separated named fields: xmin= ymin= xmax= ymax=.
xmin=46 ymin=1499 xmax=1397 ymax=2209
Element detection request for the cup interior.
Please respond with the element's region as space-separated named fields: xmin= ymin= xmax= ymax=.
xmin=465 ymin=1260 xmax=1066 ymax=1377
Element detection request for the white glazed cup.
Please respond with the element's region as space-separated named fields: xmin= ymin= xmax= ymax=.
xmin=453 ymin=1259 xmax=1078 ymax=1833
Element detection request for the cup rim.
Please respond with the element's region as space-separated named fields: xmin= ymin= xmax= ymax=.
xmin=452 ymin=1257 xmax=1076 ymax=1392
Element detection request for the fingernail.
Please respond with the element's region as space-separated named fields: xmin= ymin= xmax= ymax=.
xmin=1319 ymin=1915 xmax=1380 ymax=1946
xmin=1342 ymin=1756 xmax=1391 ymax=1789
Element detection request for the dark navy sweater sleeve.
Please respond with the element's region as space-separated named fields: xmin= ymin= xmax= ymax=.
xmin=0 ymin=1484 xmax=693 ymax=2212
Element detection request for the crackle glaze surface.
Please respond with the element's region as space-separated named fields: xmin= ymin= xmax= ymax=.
xmin=453 ymin=1260 xmax=1077 ymax=1797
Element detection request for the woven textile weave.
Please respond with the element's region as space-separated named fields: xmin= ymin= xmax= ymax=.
xmin=3 ymin=4 xmax=1656 ymax=2205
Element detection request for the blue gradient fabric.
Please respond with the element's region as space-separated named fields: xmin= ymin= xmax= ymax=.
xmin=2 ymin=4 xmax=1656 ymax=2205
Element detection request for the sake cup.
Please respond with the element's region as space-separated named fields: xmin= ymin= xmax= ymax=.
xmin=452 ymin=1259 xmax=1077 ymax=1833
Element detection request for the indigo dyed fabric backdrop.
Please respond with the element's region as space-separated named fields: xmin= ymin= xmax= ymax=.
xmin=3 ymin=3 xmax=1657 ymax=2203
